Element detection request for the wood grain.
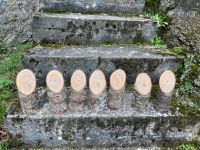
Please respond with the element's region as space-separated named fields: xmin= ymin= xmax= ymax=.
xmin=46 ymin=70 xmax=64 ymax=93
xmin=89 ymin=69 xmax=106 ymax=96
xmin=134 ymin=73 xmax=152 ymax=96
xmin=16 ymin=69 xmax=36 ymax=96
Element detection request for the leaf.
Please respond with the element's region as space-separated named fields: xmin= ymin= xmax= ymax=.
xmin=0 ymin=79 xmax=14 ymax=90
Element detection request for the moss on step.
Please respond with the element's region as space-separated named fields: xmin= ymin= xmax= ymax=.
xmin=170 ymin=47 xmax=185 ymax=56
xmin=150 ymin=85 xmax=159 ymax=102
xmin=171 ymin=97 xmax=200 ymax=119
xmin=41 ymin=9 xmax=68 ymax=14
xmin=101 ymin=42 xmax=113 ymax=48
xmin=35 ymin=42 xmax=184 ymax=59
xmin=40 ymin=43 xmax=65 ymax=49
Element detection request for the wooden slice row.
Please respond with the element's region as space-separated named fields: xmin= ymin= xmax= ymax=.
xmin=16 ymin=69 xmax=176 ymax=96
xmin=134 ymin=70 xmax=176 ymax=96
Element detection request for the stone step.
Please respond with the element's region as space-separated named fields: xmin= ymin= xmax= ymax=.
xmin=32 ymin=13 xmax=157 ymax=45
xmin=5 ymin=102 xmax=200 ymax=148
xmin=39 ymin=0 xmax=146 ymax=14
xmin=22 ymin=46 xmax=182 ymax=86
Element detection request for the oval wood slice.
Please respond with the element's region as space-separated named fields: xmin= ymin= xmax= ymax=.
xmin=71 ymin=69 xmax=86 ymax=92
xmin=159 ymin=70 xmax=176 ymax=94
xmin=134 ymin=73 xmax=152 ymax=96
xmin=16 ymin=69 xmax=36 ymax=96
xmin=46 ymin=70 xmax=64 ymax=93
xmin=89 ymin=69 xmax=106 ymax=96
xmin=110 ymin=69 xmax=126 ymax=91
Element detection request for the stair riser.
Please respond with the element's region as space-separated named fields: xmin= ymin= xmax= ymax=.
xmin=22 ymin=54 xmax=181 ymax=86
xmin=32 ymin=14 xmax=157 ymax=45
xmin=5 ymin=105 xmax=199 ymax=148
xmin=39 ymin=0 xmax=145 ymax=14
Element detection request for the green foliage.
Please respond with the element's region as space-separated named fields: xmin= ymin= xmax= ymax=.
xmin=176 ymin=54 xmax=199 ymax=100
xmin=151 ymin=13 xmax=168 ymax=27
xmin=0 ymin=103 xmax=7 ymax=128
xmin=0 ymin=143 xmax=9 ymax=150
xmin=174 ymin=52 xmax=200 ymax=116
xmin=0 ymin=42 xmax=10 ymax=54
xmin=180 ymin=82 xmax=193 ymax=93
xmin=0 ymin=42 xmax=34 ymax=128
xmin=151 ymin=36 xmax=166 ymax=49
xmin=0 ymin=42 xmax=33 ymax=78
xmin=0 ymin=79 xmax=13 ymax=90
xmin=146 ymin=0 xmax=157 ymax=6
xmin=144 ymin=13 xmax=168 ymax=28
xmin=145 ymin=0 xmax=200 ymax=117
xmin=142 ymin=12 xmax=169 ymax=50
xmin=170 ymin=47 xmax=185 ymax=55
xmin=0 ymin=52 xmax=22 ymax=80
xmin=177 ymin=144 xmax=199 ymax=150
xmin=14 ymin=42 xmax=34 ymax=51
xmin=173 ymin=99 xmax=200 ymax=118
xmin=188 ymin=98 xmax=200 ymax=110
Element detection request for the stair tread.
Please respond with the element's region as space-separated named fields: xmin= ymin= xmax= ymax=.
xmin=39 ymin=0 xmax=145 ymax=14
xmin=34 ymin=13 xmax=153 ymax=23
xmin=7 ymin=101 xmax=176 ymax=118
xmin=29 ymin=46 xmax=178 ymax=59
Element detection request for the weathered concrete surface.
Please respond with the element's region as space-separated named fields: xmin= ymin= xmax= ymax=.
xmin=32 ymin=13 xmax=157 ymax=45
xmin=0 ymin=0 xmax=39 ymax=45
xmin=22 ymin=46 xmax=182 ymax=86
xmin=159 ymin=0 xmax=200 ymax=53
xmin=5 ymin=97 xmax=200 ymax=148
xmin=39 ymin=0 xmax=145 ymax=14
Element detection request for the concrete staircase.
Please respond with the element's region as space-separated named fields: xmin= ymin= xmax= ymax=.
xmin=32 ymin=13 xmax=157 ymax=45
xmin=5 ymin=0 xmax=200 ymax=148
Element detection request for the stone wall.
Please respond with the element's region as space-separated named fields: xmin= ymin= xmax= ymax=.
xmin=159 ymin=0 xmax=200 ymax=53
xmin=158 ymin=0 xmax=200 ymax=99
xmin=0 ymin=0 xmax=39 ymax=45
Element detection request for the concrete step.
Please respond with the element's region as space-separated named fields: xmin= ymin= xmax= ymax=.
xmin=32 ymin=13 xmax=157 ymax=45
xmin=39 ymin=0 xmax=146 ymax=14
xmin=5 ymin=101 xmax=200 ymax=148
xmin=22 ymin=46 xmax=182 ymax=86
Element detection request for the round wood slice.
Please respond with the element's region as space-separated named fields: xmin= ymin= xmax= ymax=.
xmin=71 ymin=69 xmax=86 ymax=92
xmin=110 ymin=69 xmax=126 ymax=91
xmin=46 ymin=70 xmax=64 ymax=93
xmin=16 ymin=69 xmax=36 ymax=96
xmin=159 ymin=70 xmax=176 ymax=94
xmin=89 ymin=69 xmax=106 ymax=96
xmin=134 ymin=73 xmax=152 ymax=96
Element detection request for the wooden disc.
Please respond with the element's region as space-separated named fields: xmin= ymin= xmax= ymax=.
xmin=89 ymin=69 xmax=106 ymax=96
xmin=16 ymin=69 xmax=36 ymax=96
xmin=46 ymin=70 xmax=64 ymax=93
xmin=110 ymin=69 xmax=126 ymax=91
xmin=71 ymin=69 xmax=86 ymax=92
xmin=159 ymin=70 xmax=176 ymax=94
xmin=134 ymin=73 xmax=152 ymax=96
